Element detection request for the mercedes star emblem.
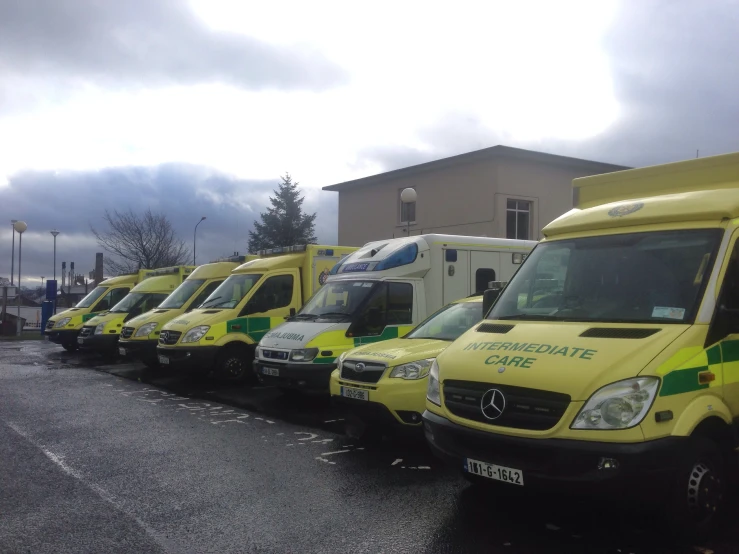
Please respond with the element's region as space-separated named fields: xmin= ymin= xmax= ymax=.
xmin=354 ymin=362 xmax=366 ymax=373
xmin=480 ymin=389 xmax=506 ymax=420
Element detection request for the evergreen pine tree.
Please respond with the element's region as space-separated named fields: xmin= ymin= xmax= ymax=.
xmin=247 ymin=174 xmax=318 ymax=253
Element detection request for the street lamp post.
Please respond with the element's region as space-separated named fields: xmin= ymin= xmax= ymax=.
xmin=10 ymin=219 xmax=18 ymax=284
xmin=400 ymin=188 xmax=417 ymax=238
xmin=50 ymin=230 xmax=60 ymax=281
xmin=193 ymin=216 xmax=206 ymax=265
xmin=13 ymin=221 xmax=27 ymax=336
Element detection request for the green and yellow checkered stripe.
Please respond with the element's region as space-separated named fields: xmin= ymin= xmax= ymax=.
xmin=658 ymin=341 xmax=739 ymax=397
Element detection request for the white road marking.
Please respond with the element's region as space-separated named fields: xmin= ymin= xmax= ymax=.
xmin=323 ymin=419 xmax=345 ymax=423
xmin=391 ymin=459 xmax=402 ymax=466
xmin=5 ymin=421 xmax=171 ymax=550
xmin=295 ymin=432 xmax=318 ymax=441
xmin=320 ymin=449 xmax=351 ymax=457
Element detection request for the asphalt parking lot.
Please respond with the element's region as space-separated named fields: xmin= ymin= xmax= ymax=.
xmin=0 ymin=340 xmax=736 ymax=554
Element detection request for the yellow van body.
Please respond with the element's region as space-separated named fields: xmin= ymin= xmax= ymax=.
xmin=77 ymin=266 xmax=194 ymax=353
xmin=117 ymin=259 xmax=254 ymax=367
xmin=423 ymin=152 xmax=739 ymax=535
xmin=45 ymin=269 xmax=153 ymax=351
xmin=330 ymin=296 xmax=483 ymax=428
xmin=156 ymin=245 xmax=357 ymax=380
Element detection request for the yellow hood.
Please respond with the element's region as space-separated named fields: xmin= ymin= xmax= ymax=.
xmin=85 ymin=311 xmax=127 ymax=328
xmin=346 ymin=337 xmax=450 ymax=366
xmin=126 ymin=308 xmax=182 ymax=328
xmin=437 ymin=322 xmax=690 ymax=401
xmin=161 ymin=309 xmax=235 ymax=332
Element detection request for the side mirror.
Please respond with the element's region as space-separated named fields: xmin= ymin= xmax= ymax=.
xmin=290 ymin=307 xmax=296 ymax=316
xmin=482 ymin=289 xmax=502 ymax=316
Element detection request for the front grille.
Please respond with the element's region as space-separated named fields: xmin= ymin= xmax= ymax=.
xmin=262 ymin=349 xmax=289 ymax=361
xmin=121 ymin=327 xmax=134 ymax=339
xmin=340 ymin=360 xmax=387 ymax=384
xmin=79 ymin=326 xmax=94 ymax=338
xmin=46 ymin=320 xmax=55 ymax=329
xmin=159 ymin=330 xmax=182 ymax=345
xmin=443 ymin=380 xmax=570 ymax=431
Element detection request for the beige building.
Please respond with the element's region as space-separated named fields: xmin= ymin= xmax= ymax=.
xmin=323 ymin=145 xmax=629 ymax=246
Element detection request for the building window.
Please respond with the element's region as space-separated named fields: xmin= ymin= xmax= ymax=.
xmin=506 ymin=199 xmax=531 ymax=240
xmin=400 ymin=189 xmax=416 ymax=223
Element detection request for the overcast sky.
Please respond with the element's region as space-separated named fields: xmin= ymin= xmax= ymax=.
xmin=1 ymin=0 xmax=738 ymax=286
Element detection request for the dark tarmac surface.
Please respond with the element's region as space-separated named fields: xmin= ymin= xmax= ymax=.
xmin=1 ymin=340 xmax=737 ymax=553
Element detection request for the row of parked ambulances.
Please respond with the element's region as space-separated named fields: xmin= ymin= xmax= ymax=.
xmin=45 ymin=151 xmax=739 ymax=537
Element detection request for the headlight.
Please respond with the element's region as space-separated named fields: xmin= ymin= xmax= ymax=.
xmin=94 ymin=323 xmax=106 ymax=335
xmin=290 ymin=348 xmax=319 ymax=362
xmin=255 ymin=346 xmax=262 ymax=358
xmin=55 ymin=317 xmax=71 ymax=328
xmin=134 ymin=322 xmax=158 ymax=337
xmin=181 ymin=325 xmax=210 ymax=343
xmin=426 ymin=359 xmax=441 ymax=406
xmin=336 ymin=351 xmax=348 ymax=371
xmin=390 ymin=358 xmax=434 ymax=380
xmin=571 ymin=377 xmax=660 ymax=430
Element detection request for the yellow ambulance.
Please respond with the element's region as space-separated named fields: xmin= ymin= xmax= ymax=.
xmin=330 ymin=295 xmax=484 ymax=431
xmin=117 ymin=257 xmax=255 ymax=368
xmin=156 ymin=245 xmax=357 ymax=381
xmin=77 ymin=266 xmax=194 ymax=354
xmin=45 ymin=269 xmax=153 ymax=351
xmin=423 ymin=152 xmax=739 ymax=537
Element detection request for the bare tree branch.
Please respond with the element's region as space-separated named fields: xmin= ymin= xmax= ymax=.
xmin=91 ymin=209 xmax=190 ymax=274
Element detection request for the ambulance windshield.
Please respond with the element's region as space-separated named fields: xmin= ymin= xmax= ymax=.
xmin=297 ymin=280 xmax=377 ymax=319
xmin=488 ymin=229 xmax=722 ymax=324
xmin=407 ymin=301 xmax=483 ymax=341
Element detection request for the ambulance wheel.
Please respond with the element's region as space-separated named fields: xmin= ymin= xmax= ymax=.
xmin=142 ymin=358 xmax=160 ymax=371
xmin=62 ymin=342 xmax=79 ymax=352
xmin=666 ymin=437 xmax=726 ymax=540
xmin=216 ymin=345 xmax=255 ymax=383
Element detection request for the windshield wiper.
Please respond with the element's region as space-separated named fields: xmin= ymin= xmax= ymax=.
xmin=317 ymin=312 xmax=350 ymax=318
xmin=199 ymin=296 xmax=223 ymax=308
xmin=292 ymin=313 xmax=318 ymax=320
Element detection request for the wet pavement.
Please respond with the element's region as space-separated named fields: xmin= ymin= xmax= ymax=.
xmin=1 ymin=340 xmax=737 ymax=553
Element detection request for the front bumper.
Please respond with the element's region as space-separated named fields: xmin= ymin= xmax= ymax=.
xmin=118 ymin=339 xmax=158 ymax=361
xmin=44 ymin=328 xmax=80 ymax=345
xmin=330 ymin=376 xmax=427 ymax=426
xmin=156 ymin=345 xmax=220 ymax=372
xmin=422 ymin=410 xmax=683 ymax=494
xmin=77 ymin=332 xmax=120 ymax=350
xmin=253 ymin=359 xmax=336 ymax=391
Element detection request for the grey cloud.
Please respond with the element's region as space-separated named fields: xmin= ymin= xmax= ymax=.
xmin=0 ymin=164 xmax=337 ymax=285
xmin=353 ymin=1 xmax=739 ymax=173
xmin=0 ymin=0 xmax=346 ymax=98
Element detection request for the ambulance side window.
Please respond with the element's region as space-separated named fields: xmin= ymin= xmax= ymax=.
xmin=189 ymin=281 xmax=222 ymax=311
xmin=242 ymin=275 xmax=294 ymax=315
xmin=708 ymin=243 xmax=739 ymax=344
xmin=95 ymin=287 xmax=129 ymax=311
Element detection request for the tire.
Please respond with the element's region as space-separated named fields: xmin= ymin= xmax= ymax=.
xmin=142 ymin=358 xmax=160 ymax=371
xmin=62 ymin=342 xmax=79 ymax=352
xmin=215 ymin=345 xmax=255 ymax=383
xmin=665 ymin=437 xmax=726 ymax=541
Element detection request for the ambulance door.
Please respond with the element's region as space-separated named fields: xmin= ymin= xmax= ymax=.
xmin=238 ymin=271 xmax=301 ymax=342
xmin=470 ymin=251 xmax=501 ymax=294
xmin=443 ymin=248 xmax=469 ymax=305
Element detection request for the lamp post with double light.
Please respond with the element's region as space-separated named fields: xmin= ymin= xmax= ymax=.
xmin=13 ymin=221 xmax=27 ymax=336
xmin=194 ymin=216 xmax=206 ymax=265
xmin=10 ymin=219 xmax=18 ymax=284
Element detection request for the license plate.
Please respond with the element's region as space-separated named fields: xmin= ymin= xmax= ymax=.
xmin=77 ymin=337 xmax=84 ymax=345
xmin=341 ymin=386 xmax=369 ymax=401
xmin=119 ymin=347 xmax=127 ymax=356
xmin=158 ymin=355 xmax=169 ymax=365
xmin=261 ymin=366 xmax=279 ymax=377
xmin=464 ymin=458 xmax=523 ymax=486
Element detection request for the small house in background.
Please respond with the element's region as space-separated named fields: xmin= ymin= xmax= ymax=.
xmin=323 ymin=145 xmax=629 ymax=246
